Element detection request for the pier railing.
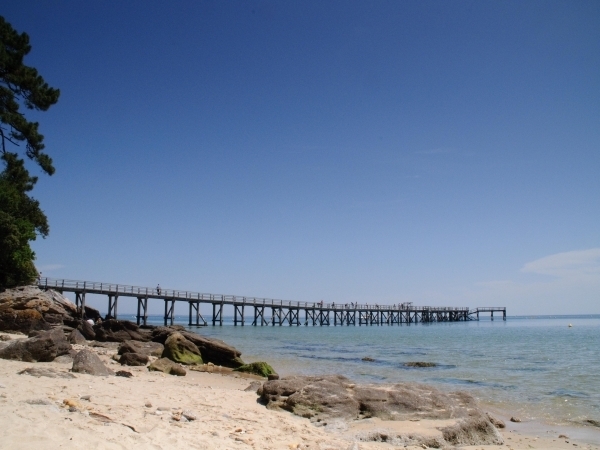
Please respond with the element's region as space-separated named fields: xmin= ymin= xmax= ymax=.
xmin=38 ymin=277 xmax=470 ymax=312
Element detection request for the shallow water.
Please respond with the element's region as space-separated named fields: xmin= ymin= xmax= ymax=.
xmin=125 ymin=314 xmax=600 ymax=428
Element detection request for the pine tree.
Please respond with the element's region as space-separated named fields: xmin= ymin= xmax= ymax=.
xmin=0 ymin=16 xmax=59 ymax=288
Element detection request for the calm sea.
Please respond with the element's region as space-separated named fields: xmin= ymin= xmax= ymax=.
xmin=121 ymin=314 xmax=600 ymax=430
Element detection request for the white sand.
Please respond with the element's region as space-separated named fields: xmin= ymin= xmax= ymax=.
xmin=0 ymin=334 xmax=598 ymax=450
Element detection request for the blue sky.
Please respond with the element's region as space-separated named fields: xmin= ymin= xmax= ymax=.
xmin=3 ymin=1 xmax=599 ymax=315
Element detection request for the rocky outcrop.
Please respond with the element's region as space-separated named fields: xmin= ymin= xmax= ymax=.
xmin=0 ymin=286 xmax=100 ymax=333
xmin=92 ymin=319 xmax=150 ymax=342
xmin=151 ymin=326 xmax=244 ymax=368
xmin=162 ymin=332 xmax=203 ymax=365
xmin=72 ymin=349 xmax=114 ymax=376
xmin=148 ymin=357 xmax=186 ymax=376
xmin=259 ymin=375 xmax=503 ymax=446
xmin=0 ymin=327 xmax=71 ymax=362
xmin=118 ymin=340 xmax=163 ymax=357
xmin=234 ymin=362 xmax=276 ymax=378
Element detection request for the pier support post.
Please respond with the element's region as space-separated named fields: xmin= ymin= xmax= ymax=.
xmin=107 ymin=294 xmax=118 ymax=320
xmin=212 ymin=303 xmax=223 ymax=326
xmin=188 ymin=302 xmax=206 ymax=326
xmin=75 ymin=292 xmax=86 ymax=318
xmin=164 ymin=299 xmax=175 ymax=326
xmin=234 ymin=304 xmax=245 ymax=326
xmin=137 ymin=297 xmax=148 ymax=326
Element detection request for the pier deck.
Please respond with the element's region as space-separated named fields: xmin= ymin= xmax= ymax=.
xmin=38 ymin=278 xmax=506 ymax=326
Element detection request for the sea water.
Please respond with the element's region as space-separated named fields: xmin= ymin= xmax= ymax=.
xmin=125 ymin=314 xmax=600 ymax=429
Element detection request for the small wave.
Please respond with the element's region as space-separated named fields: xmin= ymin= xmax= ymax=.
xmin=548 ymin=389 xmax=590 ymax=398
xmin=427 ymin=377 xmax=515 ymax=390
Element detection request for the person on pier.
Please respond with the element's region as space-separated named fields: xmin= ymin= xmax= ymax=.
xmin=157 ymin=284 xmax=161 ymax=295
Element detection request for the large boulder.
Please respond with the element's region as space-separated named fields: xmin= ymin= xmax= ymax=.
xmin=148 ymin=357 xmax=186 ymax=376
xmin=151 ymin=327 xmax=244 ymax=368
xmin=259 ymin=376 xmax=503 ymax=444
xmin=162 ymin=332 xmax=203 ymax=365
xmin=0 ymin=327 xmax=71 ymax=362
xmin=72 ymin=349 xmax=114 ymax=376
xmin=0 ymin=286 xmax=100 ymax=333
xmin=93 ymin=319 xmax=149 ymax=342
xmin=118 ymin=340 xmax=163 ymax=357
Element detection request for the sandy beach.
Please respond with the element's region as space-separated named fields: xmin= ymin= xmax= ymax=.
xmin=0 ymin=333 xmax=597 ymax=450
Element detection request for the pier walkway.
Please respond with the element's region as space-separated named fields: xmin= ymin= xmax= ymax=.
xmin=38 ymin=278 xmax=506 ymax=327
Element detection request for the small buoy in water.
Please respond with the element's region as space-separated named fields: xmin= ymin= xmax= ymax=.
xmin=568 ymin=324 xmax=573 ymax=327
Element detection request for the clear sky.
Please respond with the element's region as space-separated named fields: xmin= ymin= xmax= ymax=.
xmin=3 ymin=1 xmax=599 ymax=315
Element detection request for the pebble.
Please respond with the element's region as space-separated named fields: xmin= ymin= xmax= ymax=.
xmin=510 ymin=417 xmax=521 ymax=423
xmin=182 ymin=410 xmax=197 ymax=421
xmin=0 ymin=383 xmax=6 ymax=388
xmin=145 ymin=401 xmax=152 ymax=408
xmin=157 ymin=406 xmax=171 ymax=411
xmin=63 ymin=399 xmax=81 ymax=408
xmin=80 ymin=395 xmax=91 ymax=401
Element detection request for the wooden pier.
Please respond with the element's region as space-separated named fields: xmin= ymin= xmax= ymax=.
xmin=38 ymin=278 xmax=506 ymax=327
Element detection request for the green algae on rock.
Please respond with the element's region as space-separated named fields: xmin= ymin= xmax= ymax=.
xmin=233 ymin=361 xmax=276 ymax=377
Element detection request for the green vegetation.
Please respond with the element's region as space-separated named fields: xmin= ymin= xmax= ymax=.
xmin=0 ymin=16 xmax=60 ymax=288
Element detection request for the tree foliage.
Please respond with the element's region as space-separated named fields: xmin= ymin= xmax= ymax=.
xmin=0 ymin=16 xmax=59 ymax=288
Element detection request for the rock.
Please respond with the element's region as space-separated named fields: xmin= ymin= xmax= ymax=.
xmin=68 ymin=329 xmax=87 ymax=345
xmin=118 ymin=340 xmax=163 ymax=357
xmin=148 ymin=357 xmax=186 ymax=376
xmin=182 ymin=410 xmax=197 ymax=421
xmin=72 ymin=349 xmax=115 ymax=376
xmin=0 ymin=286 xmax=100 ymax=333
xmin=54 ymin=355 xmax=74 ymax=364
xmin=119 ymin=352 xmax=149 ymax=366
xmin=93 ymin=319 xmax=149 ymax=343
xmin=0 ymin=334 xmax=12 ymax=341
xmin=559 ymin=434 xmax=569 ymax=438
xmin=245 ymin=381 xmax=262 ymax=392
xmin=145 ymin=401 xmax=152 ymax=408
xmin=404 ymin=362 xmax=437 ymax=367
xmin=585 ymin=419 xmax=600 ymax=427
xmin=233 ymin=362 xmax=276 ymax=377
xmin=0 ymin=327 xmax=71 ymax=362
xmin=162 ymin=332 xmax=203 ymax=365
xmin=268 ymin=373 xmax=280 ymax=380
xmin=441 ymin=416 xmax=504 ymax=446
xmin=510 ymin=417 xmax=521 ymax=423
xmin=151 ymin=327 xmax=244 ymax=368
xmin=362 ymin=357 xmax=375 ymax=362
xmin=487 ymin=412 xmax=505 ymax=429
xmin=261 ymin=375 xmax=493 ymax=423
xmin=116 ymin=370 xmax=133 ymax=378
xmin=77 ymin=320 xmax=96 ymax=340
xmin=18 ymin=367 xmax=76 ymax=379
xmin=260 ymin=376 xmax=503 ymax=447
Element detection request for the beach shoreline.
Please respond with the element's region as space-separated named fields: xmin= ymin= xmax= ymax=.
xmin=1 ymin=331 xmax=598 ymax=450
